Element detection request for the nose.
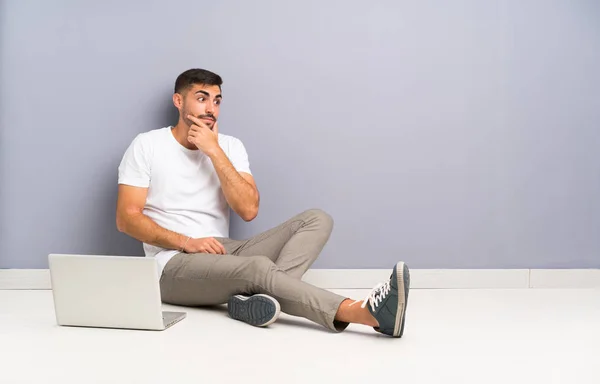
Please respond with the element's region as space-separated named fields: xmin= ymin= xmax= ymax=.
xmin=204 ymin=103 xmax=214 ymax=115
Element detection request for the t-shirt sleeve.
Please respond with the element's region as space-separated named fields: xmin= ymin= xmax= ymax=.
xmin=118 ymin=134 xmax=151 ymax=188
xmin=228 ymin=137 xmax=252 ymax=175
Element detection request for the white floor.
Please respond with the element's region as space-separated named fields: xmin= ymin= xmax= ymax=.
xmin=1 ymin=288 xmax=599 ymax=384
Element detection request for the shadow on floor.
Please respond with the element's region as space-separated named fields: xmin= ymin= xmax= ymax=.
xmin=185 ymin=304 xmax=388 ymax=338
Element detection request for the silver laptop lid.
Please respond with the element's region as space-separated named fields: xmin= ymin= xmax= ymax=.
xmin=48 ymin=254 xmax=165 ymax=330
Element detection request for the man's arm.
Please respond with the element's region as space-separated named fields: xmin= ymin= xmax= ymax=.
xmin=115 ymin=185 xmax=227 ymax=254
xmin=186 ymin=115 xmax=259 ymax=221
xmin=116 ymin=185 xmax=188 ymax=250
xmin=207 ymin=148 xmax=260 ymax=222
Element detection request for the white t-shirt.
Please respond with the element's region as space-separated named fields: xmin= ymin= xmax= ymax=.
xmin=117 ymin=126 xmax=252 ymax=276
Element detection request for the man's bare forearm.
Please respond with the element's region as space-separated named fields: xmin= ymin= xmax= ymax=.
xmin=207 ymin=147 xmax=259 ymax=221
xmin=118 ymin=212 xmax=187 ymax=251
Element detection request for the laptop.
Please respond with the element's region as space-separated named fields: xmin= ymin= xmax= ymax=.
xmin=48 ymin=254 xmax=186 ymax=331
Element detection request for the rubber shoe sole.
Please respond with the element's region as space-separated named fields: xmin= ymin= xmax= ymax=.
xmin=227 ymin=294 xmax=281 ymax=327
xmin=394 ymin=262 xmax=410 ymax=337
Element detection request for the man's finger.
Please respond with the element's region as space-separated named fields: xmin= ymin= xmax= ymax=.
xmin=188 ymin=115 xmax=210 ymax=129
xmin=187 ymin=115 xmax=202 ymax=124
xmin=209 ymin=239 xmax=220 ymax=254
xmin=210 ymin=239 xmax=223 ymax=254
xmin=206 ymin=239 xmax=222 ymax=254
xmin=213 ymin=239 xmax=226 ymax=254
xmin=204 ymin=243 xmax=219 ymax=254
xmin=189 ymin=124 xmax=203 ymax=133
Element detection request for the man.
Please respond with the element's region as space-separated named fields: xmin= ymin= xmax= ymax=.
xmin=116 ymin=68 xmax=410 ymax=337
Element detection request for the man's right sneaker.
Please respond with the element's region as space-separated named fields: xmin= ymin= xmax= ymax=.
xmin=227 ymin=294 xmax=281 ymax=327
xmin=352 ymin=261 xmax=410 ymax=337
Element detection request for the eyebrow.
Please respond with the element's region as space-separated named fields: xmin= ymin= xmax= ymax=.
xmin=195 ymin=90 xmax=222 ymax=99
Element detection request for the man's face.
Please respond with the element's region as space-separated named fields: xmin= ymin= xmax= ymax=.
xmin=177 ymin=84 xmax=222 ymax=130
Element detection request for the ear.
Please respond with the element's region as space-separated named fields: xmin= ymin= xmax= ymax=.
xmin=173 ymin=93 xmax=183 ymax=109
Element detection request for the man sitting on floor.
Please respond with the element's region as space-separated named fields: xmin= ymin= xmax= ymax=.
xmin=116 ymin=68 xmax=410 ymax=337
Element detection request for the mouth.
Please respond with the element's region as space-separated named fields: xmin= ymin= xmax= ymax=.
xmin=199 ymin=116 xmax=215 ymax=123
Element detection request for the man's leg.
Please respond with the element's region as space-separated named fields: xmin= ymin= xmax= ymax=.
xmin=161 ymin=253 xmax=411 ymax=337
xmin=218 ymin=209 xmax=333 ymax=279
xmin=160 ymin=252 xmax=352 ymax=331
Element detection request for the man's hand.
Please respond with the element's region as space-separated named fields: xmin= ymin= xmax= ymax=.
xmin=187 ymin=115 xmax=220 ymax=155
xmin=184 ymin=237 xmax=226 ymax=254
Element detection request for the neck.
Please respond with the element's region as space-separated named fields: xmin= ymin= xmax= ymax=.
xmin=171 ymin=119 xmax=197 ymax=150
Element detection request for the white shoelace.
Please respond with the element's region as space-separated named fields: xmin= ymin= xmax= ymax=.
xmin=350 ymin=281 xmax=391 ymax=311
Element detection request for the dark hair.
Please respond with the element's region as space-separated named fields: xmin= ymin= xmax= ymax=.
xmin=174 ymin=68 xmax=223 ymax=94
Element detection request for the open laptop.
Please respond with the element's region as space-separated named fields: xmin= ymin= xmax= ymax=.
xmin=48 ymin=254 xmax=186 ymax=331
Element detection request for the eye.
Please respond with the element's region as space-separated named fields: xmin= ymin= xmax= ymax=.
xmin=197 ymin=97 xmax=205 ymax=102
xmin=215 ymin=100 xmax=221 ymax=105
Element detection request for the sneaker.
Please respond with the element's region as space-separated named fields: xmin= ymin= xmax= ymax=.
xmin=353 ymin=261 xmax=410 ymax=337
xmin=227 ymin=294 xmax=281 ymax=327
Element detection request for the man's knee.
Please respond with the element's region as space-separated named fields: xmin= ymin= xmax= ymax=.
xmin=245 ymin=255 xmax=277 ymax=277
xmin=304 ymin=208 xmax=334 ymax=232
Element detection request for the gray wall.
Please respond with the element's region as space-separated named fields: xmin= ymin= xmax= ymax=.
xmin=1 ymin=0 xmax=599 ymax=269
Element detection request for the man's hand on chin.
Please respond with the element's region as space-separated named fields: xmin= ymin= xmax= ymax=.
xmin=187 ymin=115 xmax=220 ymax=156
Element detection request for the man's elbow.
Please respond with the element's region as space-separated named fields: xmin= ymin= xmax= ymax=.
xmin=116 ymin=210 xmax=135 ymax=233
xmin=116 ymin=206 xmax=144 ymax=233
xmin=241 ymin=204 xmax=259 ymax=222
xmin=241 ymin=210 xmax=258 ymax=222
xmin=240 ymin=192 xmax=260 ymax=222
xmin=116 ymin=215 xmax=127 ymax=233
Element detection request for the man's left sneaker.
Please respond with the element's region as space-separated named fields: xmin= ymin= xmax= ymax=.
xmin=227 ymin=294 xmax=281 ymax=327
xmin=352 ymin=261 xmax=410 ymax=337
